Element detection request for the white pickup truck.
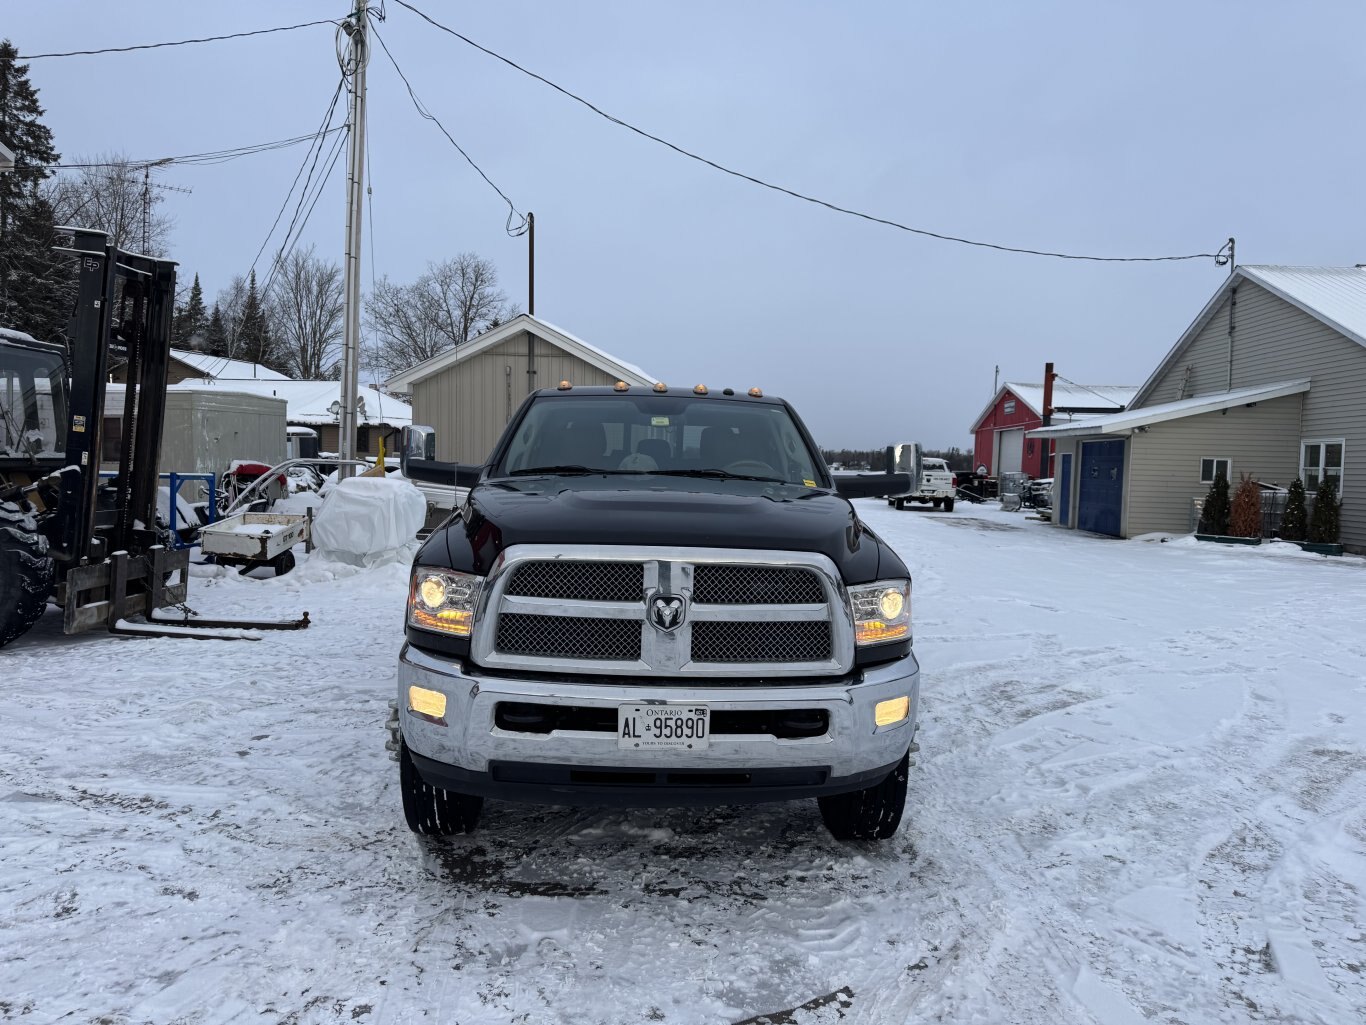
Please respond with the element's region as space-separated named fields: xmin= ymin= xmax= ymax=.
xmin=887 ymin=454 xmax=957 ymax=512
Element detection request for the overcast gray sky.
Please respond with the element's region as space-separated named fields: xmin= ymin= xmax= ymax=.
xmin=8 ymin=1 xmax=1366 ymax=450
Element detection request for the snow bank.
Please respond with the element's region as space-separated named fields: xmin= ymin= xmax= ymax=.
xmin=309 ymin=474 xmax=425 ymax=567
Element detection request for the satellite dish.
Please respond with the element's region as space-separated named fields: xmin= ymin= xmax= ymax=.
xmin=328 ymin=399 xmax=341 ymax=418
xmin=356 ymin=395 xmax=367 ymax=417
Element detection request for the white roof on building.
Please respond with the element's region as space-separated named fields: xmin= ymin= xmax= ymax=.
xmin=170 ymin=348 xmax=290 ymax=382
xmin=1133 ymin=265 xmax=1366 ymax=406
xmin=174 ymin=378 xmax=412 ymax=427
xmin=1240 ymin=266 xmax=1366 ymax=347
xmin=1027 ymin=379 xmax=1310 ymax=439
xmin=384 ymin=314 xmax=656 ymax=392
xmin=970 ymin=381 xmax=1136 ymax=432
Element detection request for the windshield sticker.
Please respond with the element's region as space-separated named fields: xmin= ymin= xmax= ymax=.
xmin=650 ymin=416 xmax=670 ymax=426
xmin=804 ymin=479 xmax=817 ymax=487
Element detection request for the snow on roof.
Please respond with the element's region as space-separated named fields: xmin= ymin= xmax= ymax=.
xmin=170 ymin=348 xmax=290 ymax=381
xmin=969 ymin=381 xmax=1136 ymax=432
xmin=1237 ymin=265 xmax=1366 ymax=348
xmin=0 ymin=327 xmax=43 ymax=345
xmin=384 ymin=314 xmax=656 ymax=392
xmin=1027 ymin=379 xmax=1310 ymax=439
xmin=174 ymin=377 xmax=412 ymax=426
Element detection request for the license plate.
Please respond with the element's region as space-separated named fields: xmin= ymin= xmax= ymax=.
xmin=617 ymin=703 xmax=709 ymax=751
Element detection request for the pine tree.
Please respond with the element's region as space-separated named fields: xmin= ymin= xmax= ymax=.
xmin=1198 ymin=471 xmax=1231 ymax=535
xmin=174 ymin=273 xmax=206 ymax=345
xmin=1229 ymin=475 xmax=1263 ymax=538
xmin=1279 ymin=477 xmax=1308 ymax=541
xmin=0 ymin=39 xmax=71 ymax=338
xmin=1308 ymin=475 xmax=1341 ymax=544
xmin=203 ymin=303 xmax=228 ymax=356
xmin=238 ymin=270 xmax=269 ymax=366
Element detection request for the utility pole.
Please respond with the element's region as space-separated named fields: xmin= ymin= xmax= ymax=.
xmin=338 ymin=5 xmax=369 ymax=479
xmin=527 ymin=211 xmax=535 ymax=316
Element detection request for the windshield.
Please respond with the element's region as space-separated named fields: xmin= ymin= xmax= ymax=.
xmin=0 ymin=347 xmax=66 ymax=460
xmin=494 ymin=394 xmax=826 ymax=486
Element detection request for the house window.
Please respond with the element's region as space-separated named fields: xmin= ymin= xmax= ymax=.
xmin=356 ymin=425 xmax=371 ymax=454
xmin=1199 ymin=457 xmax=1231 ymax=484
xmin=1301 ymin=439 xmax=1344 ymax=491
xmin=1004 ymin=399 xmax=1016 ymax=415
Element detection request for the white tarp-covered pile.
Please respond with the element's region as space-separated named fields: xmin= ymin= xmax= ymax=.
xmin=309 ymin=474 xmax=425 ymax=566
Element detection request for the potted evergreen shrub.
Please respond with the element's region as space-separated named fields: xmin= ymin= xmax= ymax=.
xmin=1227 ymin=475 xmax=1264 ymax=541
xmin=1305 ymin=475 xmax=1343 ymax=555
xmin=1279 ymin=477 xmax=1308 ymax=542
xmin=1195 ymin=471 xmax=1253 ymax=543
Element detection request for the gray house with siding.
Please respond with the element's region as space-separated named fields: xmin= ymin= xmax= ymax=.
xmin=1030 ymin=266 xmax=1366 ymax=552
xmin=385 ymin=314 xmax=656 ymax=463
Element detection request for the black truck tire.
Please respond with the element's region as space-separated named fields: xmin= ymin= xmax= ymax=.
xmin=943 ymin=498 xmax=955 ymax=512
xmin=817 ymin=751 xmax=909 ymax=841
xmin=0 ymin=508 xmax=55 ymax=649
xmin=399 ymin=739 xmax=483 ymax=835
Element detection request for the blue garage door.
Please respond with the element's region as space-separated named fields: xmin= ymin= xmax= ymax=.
xmin=1078 ymin=440 xmax=1124 ymax=536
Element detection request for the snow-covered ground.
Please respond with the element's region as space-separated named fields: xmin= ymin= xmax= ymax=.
xmin=2 ymin=503 xmax=1364 ymax=1024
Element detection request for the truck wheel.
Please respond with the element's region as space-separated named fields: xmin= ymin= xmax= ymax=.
xmin=399 ymin=739 xmax=483 ymax=835
xmin=817 ymin=752 xmax=909 ymax=841
xmin=272 ymin=550 xmax=296 ymax=576
xmin=943 ymin=498 xmax=955 ymax=512
xmin=931 ymin=498 xmax=942 ymax=508
xmin=0 ymin=509 xmax=55 ymax=649
xmin=894 ymin=497 xmax=906 ymax=511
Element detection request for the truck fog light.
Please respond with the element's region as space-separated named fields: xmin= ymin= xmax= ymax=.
xmin=408 ymin=686 xmax=448 ymax=725
xmin=874 ymin=696 xmax=910 ymax=727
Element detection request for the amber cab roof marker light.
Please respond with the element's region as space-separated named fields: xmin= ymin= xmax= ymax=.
xmin=557 ymin=380 xmax=573 ymax=390
xmin=693 ymin=384 xmax=709 ymax=395
xmin=748 ymin=387 xmax=763 ymax=398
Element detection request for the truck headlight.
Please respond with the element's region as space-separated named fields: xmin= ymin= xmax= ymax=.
xmin=848 ymin=579 xmax=911 ymax=645
xmin=408 ymin=567 xmax=483 ymax=637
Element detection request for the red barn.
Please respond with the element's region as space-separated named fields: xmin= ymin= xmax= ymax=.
xmin=970 ymin=382 xmax=1136 ymax=478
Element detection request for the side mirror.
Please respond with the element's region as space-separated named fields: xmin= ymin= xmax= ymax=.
xmin=402 ymin=425 xmax=436 ymax=466
xmin=399 ymin=425 xmax=483 ymax=489
xmin=836 ymin=472 xmax=913 ymax=499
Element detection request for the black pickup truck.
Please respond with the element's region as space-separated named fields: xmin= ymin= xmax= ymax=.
xmin=390 ymin=384 xmax=920 ymax=841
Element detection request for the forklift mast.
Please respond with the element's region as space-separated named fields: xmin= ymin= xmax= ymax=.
xmin=54 ymin=227 xmax=176 ymax=566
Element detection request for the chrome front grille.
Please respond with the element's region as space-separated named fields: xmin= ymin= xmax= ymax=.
xmin=692 ymin=565 xmax=823 ymax=604
xmin=690 ymin=620 xmax=833 ymax=663
xmin=496 ymin=614 xmax=642 ymax=661
xmin=473 ymin=545 xmax=853 ymax=678
xmin=506 ymin=561 xmax=644 ymax=602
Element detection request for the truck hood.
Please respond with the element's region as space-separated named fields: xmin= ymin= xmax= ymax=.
xmin=422 ymin=474 xmax=903 ymax=584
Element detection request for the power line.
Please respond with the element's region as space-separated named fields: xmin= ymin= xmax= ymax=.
xmin=370 ymin=24 xmax=528 ymax=236
xmin=11 ymin=19 xmax=337 ymax=60
xmin=43 ymin=128 xmax=346 ymax=171
xmin=248 ymin=77 xmax=348 ymax=284
xmin=392 ymin=0 xmax=1223 ymax=264
xmin=1053 ymin=374 xmax=1130 ymax=408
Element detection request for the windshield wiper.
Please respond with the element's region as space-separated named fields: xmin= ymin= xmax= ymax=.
xmin=508 ymin=465 xmax=629 ymax=476
xmin=643 ymin=468 xmax=790 ymax=484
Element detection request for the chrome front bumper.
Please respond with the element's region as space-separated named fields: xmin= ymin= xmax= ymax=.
xmin=396 ymin=643 xmax=919 ymax=802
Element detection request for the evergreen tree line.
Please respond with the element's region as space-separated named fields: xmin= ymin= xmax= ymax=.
xmin=0 ymin=40 xmax=515 ymax=383
xmin=821 ymin=446 xmax=973 ymax=472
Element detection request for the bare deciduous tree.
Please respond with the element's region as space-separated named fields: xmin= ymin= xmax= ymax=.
xmin=267 ymin=246 xmax=343 ymax=379
xmin=47 ymin=153 xmax=176 ymax=255
xmin=364 ymin=253 xmax=517 ymax=377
